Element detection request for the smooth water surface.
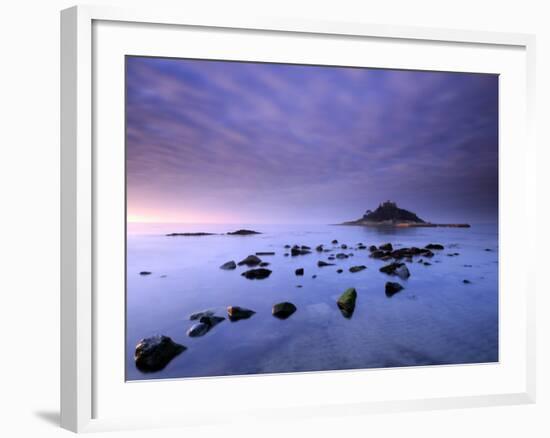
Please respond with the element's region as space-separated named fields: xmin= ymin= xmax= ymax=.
xmin=126 ymin=223 xmax=498 ymax=380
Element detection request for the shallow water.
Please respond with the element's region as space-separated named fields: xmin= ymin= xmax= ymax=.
xmin=126 ymin=223 xmax=498 ymax=381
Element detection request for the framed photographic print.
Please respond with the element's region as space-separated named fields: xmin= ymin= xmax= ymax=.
xmin=61 ymin=5 xmax=536 ymax=433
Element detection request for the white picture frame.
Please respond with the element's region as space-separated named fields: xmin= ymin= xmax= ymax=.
xmin=60 ymin=4 xmax=537 ymax=433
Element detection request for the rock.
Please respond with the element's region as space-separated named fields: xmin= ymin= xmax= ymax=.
xmin=379 ymin=243 xmax=393 ymax=251
xmin=139 ymin=271 xmax=152 ymax=276
xmin=336 ymin=253 xmax=349 ymax=259
xmin=134 ymin=335 xmax=186 ymax=372
xmin=256 ymin=252 xmax=275 ymax=256
xmin=227 ymin=229 xmax=261 ymax=235
xmin=464 ymin=264 xmax=473 ymax=267
xmin=189 ymin=310 xmax=214 ymax=320
xmin=296 ymin=285 xmax=302 ymax=288
xmin=423 ymin=262 xmax=432 ymax=266
xmin=272 ymin=302 xmax=297 ymax=319
xmin=418 ymin=259 xmax=423 ymax=263
xmin=187 ymin=315 xmax=225 ymax=337
xmin=349 ymin=265 xmax=366 ymax=273
xmin=259 ymin=262 xmax=270 ymax=267
xmin=484 ymin=248 xmax=492 ymax=252
xmin=341 ymin=244 xmax=348 ymax=249
xmin=284 ymin=245 xmax=291 ymax=249
xmin=337 ymin=269 xmax=343 ymax=274
xmin=332 ymin=239 xmax=338 ymax=244
xmin=328 ymin=255 xmax=336 ymax=260
xmin=337 ymin=288 xmax=357 ymax=318
xmin=312 ymin=275 xmax=317 ymax=279
xmin=379 ymin=262 xmax=410 ymax=279
xmin=301 ymin=245 xmax=311 ymax=250
xmin=227 ymin=306 xmax=255 ymax=321
xmin=166 ymin=232 xmax=216 ymax=237
xmin=369 ymin=250 xmax=387 ymax=259
xmin=220 ymin=260 xmax=237 ymax=270
xmin=425 ymin=243 xmax=444 ymax=250
xmin=357 ymin=244 xmax=367 ymax=250
xmin=237 ymin=255 xmax=262 ymax=266
xmin=295 ymin=268 xmax=304 ymax=276
xmin=187 ymin=322 xmax=210 ymax=337
xmin=284 ymin=253 xmax=289 ymax=257
xmin=291 ymin=247 xmax=311 ymax=256
xmin=316 ymin=245 xmax=324 ymax=252
xmin=385 ymin=282 xmax=404 ymax=297
xmin=423 ymin=250 xmax=434 ymax=258
xmin=369 ymin=245 xmax=378 ymax=252
xmin=241 ymin=268 xmax=272 ymax=279
xmin=348 ymin=253 xmax=354 ymax=257
xmin=318 ymin=261 xmax=335 ymax=267
xmin=463 ymin=279 xmax=471 ymax=284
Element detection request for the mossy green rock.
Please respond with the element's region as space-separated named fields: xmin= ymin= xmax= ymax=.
xmin=337 ymin=288 xmax=357 ymax=318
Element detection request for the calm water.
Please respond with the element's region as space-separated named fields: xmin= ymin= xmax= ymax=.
xmin=126 ymin=223 xmax=498 ymax=381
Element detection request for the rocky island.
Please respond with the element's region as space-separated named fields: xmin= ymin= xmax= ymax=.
xmin=340 ymin=201 xmax=470 ymax=228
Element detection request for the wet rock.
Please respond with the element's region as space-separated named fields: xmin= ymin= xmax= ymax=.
xmin=256 ymin=252 xmax=275 ymax=256
xmin=316 ymin=245 xmax=324 ymax=252
xmin=336 ymin=253 xmax=349 ymax=259
xmin=337 ymin=269 xmax=343 ymax=274
xmin=291 ymin=247 xmax=311 ymax=256
xmin=227 ymin=306 xmax=255 ymax=321
xmin=301 ymin=245 xmax=311 ymax=250
xmin=259 ymin=262 xmax=270 ymax=267
xmin=484 ymin=248 xmax=492 ymax=252
xmin=349 ymin=265 xmax=367 ymax=273
xmin=272 ymin=302 xmax=297 ymax=319
xmin=425 ymin=243 xmax=444 ymax=250
xmin=341 ymin=244 xmax=348 ymax=249
xmin=200 ymin=315 xmax=225 ymax=327
xmin=423 ymin=262 xmax=432 ymax=266
xmin=348 ymin=253 xmax=354 ymax=257
xmin=318 ymin=261 xmax=335 ymax=267
xmin=189 ymin=310 xmax=214 ymax=320
xmin=134 ymin=335 xmax=186 ymax=372
xmin=237 ymin=255 xmax=262 ymax=267
xmin=380 ymin=262 xmax=410 ymax=279
xmin=337 ymin=288 xmax=357 ymax=318
xmin=295 ymin=268 xmax=304 ymax=276
xmin=418 ymin=259 xmax=424 ymax=263
xmin=187 ymin=322 xmax=210 ymax=337
xmin=357 ymin=244 xmax=367 ymax=250
xmin=139 ymin=271 xmax=152 ymax=276
xmin=379 ymin=243 xmax=393 ymax=251
xmin=296 ymin=285 xmax=303 ymax=288
xmin=227 ymin=229 xmax=261 ymax=235
xmin=220 ymin=260 xmax=237 ymax=270
xmin=241 ymin=268 xmax=272 ymax=279
xmin=463 ymin=279 xmax=471 ymax=284
xmin=328 ymin=255 xmax=336 ymax=260
xmin=369 ymin=250 xmax=388 ymax=259
xmin=385 ymin=282 xmax=404 ymax=297
xmin=284 ymin=245 xmax=291 ymax=249
xmin=312 ymin=275 xmax=317 ymax=279
xmin=332 ymin=239 xmax=338 ymax=244
xmin=464 ymin=264 xmax=473 ymax=267
xmin=423 ymin=250 xmax=435 ymax=258
xmin=369 ymin=245 xmax=378 ymax=252
xmin=284 ymin=253 xmax=289 ymax=257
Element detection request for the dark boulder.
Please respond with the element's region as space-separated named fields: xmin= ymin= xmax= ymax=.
xmin=139 ymin=271 xmax=152 ymax=276
xmin=369 ymin=245 xmax=378 ymax=252
xmin=379 ymin=243 xmax=393 ymax=251
xmin=256 ymin=252 xmax=275 ymax=256
xmin=295 ymin=268 xmax=304 ymax=276
xmin=166 ymin=232 xmax=216 ymax=237
xmin=134 ymin=335 xmax=186 ymax=372
xmin=341 ymin=244 xmax=348 ymax=249
xmin=425 ymin=243 xmax=444 ymax=250
xmin=301 ymin=245 xmax=311 ymax=250
xmin=385 ymin=282 xmax=404 ymax=297
xmin=369 ymin=250 xmax=387 ymax=259
xmin=337 ymin=269 xmax=343 ymax=274
xmin=291 ymin=247 xmax=311 ymax=256
xmin=318 ymin=261 xmax=335 ymax=267
xmin=332 ymin=239 xmax=338 ymax=244
xmin=241 ymin=268 xmax=272 ymax=279
xmin=220 ymin=260 xmax=237 ymax=270
xmin=463 ymin=279 xmax=471 ymax=284
xmin=227 ymin=306 xmax=255 ymax=321
xmin=189 ymin=310 xmax=214 ymax=320
xmin=316 ymin=245 xmax=324 ymax=252
xmin=237 ymin=255 xmax=262 ymax=267
xmin=272 ymin=302 xmax=297 ymax=319
xmin=336 ymin=253 xmax=349 ymax=259
xmin=379 ymin=262 xmax=410 ymax=279
xmin=337 ymin=288 xmax=357 ymax=318
xmin=349 ymin=265 xmax=366 ymax=273
xmin=259 ymin=262 xmax=270 ymax=267
xmin=187 ymin=322 xmax=210 ymax=337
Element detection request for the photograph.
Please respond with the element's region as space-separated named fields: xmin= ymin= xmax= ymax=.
xmin=125 ymin=56 xmax=499 ymax=380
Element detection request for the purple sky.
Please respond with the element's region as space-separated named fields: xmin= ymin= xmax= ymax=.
xmin=126 ymin=56 xmax=498 ymax=224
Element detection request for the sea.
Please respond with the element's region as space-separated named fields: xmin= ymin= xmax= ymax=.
xmin=126 ymin=222 xmax=498 ymax=381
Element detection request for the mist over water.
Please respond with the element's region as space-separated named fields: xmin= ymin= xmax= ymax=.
xmin=126 ymin=222 xmax=498 ymax=380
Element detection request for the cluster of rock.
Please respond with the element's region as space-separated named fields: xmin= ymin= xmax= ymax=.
xmin=136 ymin=231 xmax=483 ymax=373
